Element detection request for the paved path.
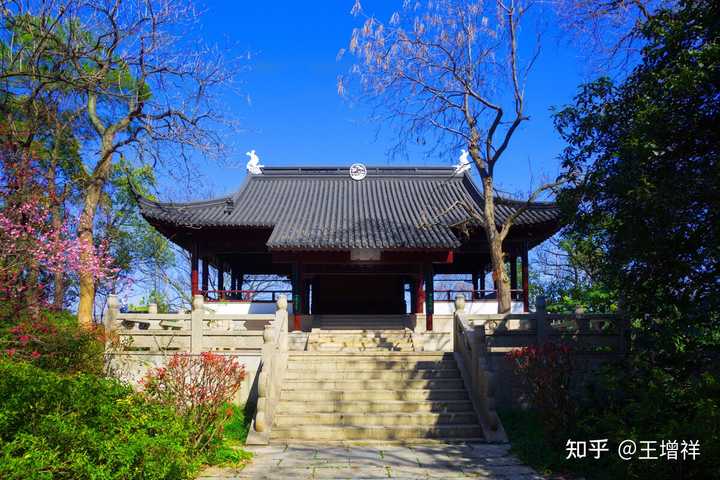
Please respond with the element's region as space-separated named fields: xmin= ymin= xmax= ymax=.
xmin=198 ymin=443 xmax=543 ymax=479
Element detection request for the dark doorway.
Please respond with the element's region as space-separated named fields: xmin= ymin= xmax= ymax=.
xmin=312 ymin=275 xmax=406 ymax=314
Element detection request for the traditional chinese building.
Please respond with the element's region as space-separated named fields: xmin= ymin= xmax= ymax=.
xmin=138 ymin=166 xmax=560 ymax=331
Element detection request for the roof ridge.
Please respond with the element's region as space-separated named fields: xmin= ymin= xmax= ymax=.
xmin=260 ymin=166 xmax=457 ymax=176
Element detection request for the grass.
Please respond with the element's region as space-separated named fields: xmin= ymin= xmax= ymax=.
xmin=205 ymin=403 xmax=254 ymax=468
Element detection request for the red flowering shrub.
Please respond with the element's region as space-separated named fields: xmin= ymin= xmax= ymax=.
xmin=1 ymin=311 xmax=105 ymax=374
xmin=507 ymin=342 xmax=575 ymax=442
xmin=142 ymin=352 xmax=246 ymax=452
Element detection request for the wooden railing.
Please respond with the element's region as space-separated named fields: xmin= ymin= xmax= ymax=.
xmin=434 ymin=288 xmax=526 ymax=302
xmin=201 ymin=289 xmax=292 ymax=303
xmin=247 ymin=295 xmax=289 ymax=445
xmin=105 ymin=295 xmax=275 ymax=353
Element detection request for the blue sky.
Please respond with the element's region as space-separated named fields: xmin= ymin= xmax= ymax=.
xmin=181 ymin=1 xmax=590 ymax=201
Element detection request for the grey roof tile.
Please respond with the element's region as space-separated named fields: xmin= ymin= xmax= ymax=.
xmin=138 ymin=167 xmax=560 ymax=250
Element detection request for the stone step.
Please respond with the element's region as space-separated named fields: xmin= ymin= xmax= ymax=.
xmin=309 ymin=340 xmax=414 ymax=348
xmin=283 ymin=378 xmax=465 ymax=390
xmin=269 ymin=424 xmax=484 ymax=441
xmin=286 ymin=359 xmax=456 ymax=371
xmin=315 ymin=331 xmax=408 ymax=337
xmin=283 ymin=368 xmax=460 ymax=380
xmin=308 ymin=336 xmax=412 ymax=342
xmin=280 ymin=389 xmax=469 ymax=402
xmin=274 ymin=411 xmax=478 ymax=427
xmin=276 ymin=399 xmax=474 ymax=414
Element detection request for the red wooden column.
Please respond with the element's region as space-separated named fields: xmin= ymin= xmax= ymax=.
xmin=292 ymin=263 xmax=302 ymax=331
xmin=201 ymin=258 xmax=209 ymax=295
xmin=510 ymin=253 xmax=518 ymax=301
xmin=190 ymin=243 xmax=199 ymax=296
xmin=479 ymin=267 xmax=486 ymax=298
xmin=424 ymin=265 xmax=434 ymax=331
xmin=414 ymin=275 xmax=424 ymax=314
xmin=217 ymin=263 xmax=225 ymax=300
xmin=521 ymin=243 xmax=529 ymax=312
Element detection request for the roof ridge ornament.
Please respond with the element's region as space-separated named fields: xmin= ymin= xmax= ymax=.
xmin=246 ymin=149 xmax=264 ymax=175
xmin=454 ymin=149 xmax=471 ymax=175
xmin=349 ymin=163 xmax=367 ymax=181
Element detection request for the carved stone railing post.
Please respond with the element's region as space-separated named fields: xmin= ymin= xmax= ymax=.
xmin=105 ymin=295 xmax=119 ymax=335
xmin=254 ymin=324 xmax=274 ymax=433
xmin=535 ymin=295 xmax=548 ymax=344
xmin=191 ymin=294 xmax=204 ymax=354
xmin=454 ymin=294 xmax=466 ymax=314
xmin=148 ymin=303 xmax=158 ymax=314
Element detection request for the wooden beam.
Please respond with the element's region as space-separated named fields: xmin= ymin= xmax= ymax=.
xmin=272 ymin=250 xmax=455 ymax=265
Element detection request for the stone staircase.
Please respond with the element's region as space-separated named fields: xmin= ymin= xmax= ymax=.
xmin=270 ymin=351 xmax=484 ymax=442
xmin=314 ymin=315 xmax=408 ymax=330
xmin=307 ymin=329 xmax=414 ymax=352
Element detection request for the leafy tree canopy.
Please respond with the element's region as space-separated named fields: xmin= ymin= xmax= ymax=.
xmin=556 ymin=0 xmax=719 ymax=363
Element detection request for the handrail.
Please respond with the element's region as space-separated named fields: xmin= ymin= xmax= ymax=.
xmin=452 ymin=297 xmax=507 ymax=442
xmin=201 ymin=289 xmax=292 ymax=302
xmin=247 ymin=295 xmax=289 ymax=445
xmin=434 ymin=288 xmax=525 ymax=301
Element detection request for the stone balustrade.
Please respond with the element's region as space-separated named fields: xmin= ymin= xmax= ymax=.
xmin=246 ymin=295 xmax=289 ymax=445
xmin=452 ymin=294 xmax=629 ymax=416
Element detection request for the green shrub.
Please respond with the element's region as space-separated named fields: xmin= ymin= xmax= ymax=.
xmin=0 ymin=360 xmax=202 ymax=479
xmin=0 ymin=309 xmax=105 ymax=375
xmin=142 ymin=352 xmax=246 ymax=453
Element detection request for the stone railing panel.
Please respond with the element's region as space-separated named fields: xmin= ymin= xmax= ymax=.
xmin=246 ymin=294 xmax=289 ymax=445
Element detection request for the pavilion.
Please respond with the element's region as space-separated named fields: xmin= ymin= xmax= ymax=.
xmin=138 ymin=166 xmax=560 ymax=331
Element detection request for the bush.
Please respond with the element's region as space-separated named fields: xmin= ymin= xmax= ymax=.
xmin=142 ymin=352 xmax=246 ymax=453
xmin=0 ymin=309 xmax=105 ymax=375
xmin=0 ymin=359 xmax=204 ymax=479
xmin=572 ymin=357 xmax=720 ymax=480
xmin=507 ymin=342 xmax=575 ymax=444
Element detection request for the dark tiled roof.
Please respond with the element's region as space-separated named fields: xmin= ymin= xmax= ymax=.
xmin=138 ymin=167 xmax=560 ymax=250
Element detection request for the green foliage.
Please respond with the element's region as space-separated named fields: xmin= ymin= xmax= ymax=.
xmin=0 ymin=308 xmax=105 ymax=375
xmin=533 ymin=236 xmax=617 ymax=313
xmin=506 ymin=343 xmax=576 ymax=445
xmin=529 ymin=2 xmax=720 ymax=479
xmin=0 ymin=360 xmax=202 ymax=480
xmin=203 ymin=404 xmax=253 ymax=467
xmin=556 ymin=0 xmax=720 ymax=358
xmin=574 ymin=358 xmax=720 ymax=479
xmin=222 ymin=403 xmax=253 ymax=447
xmin=499 ymin=408 xmax=579 ymax=477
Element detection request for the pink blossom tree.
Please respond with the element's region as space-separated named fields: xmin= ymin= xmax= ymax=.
xmin=0 ymin=152 xmax=115 ymax=320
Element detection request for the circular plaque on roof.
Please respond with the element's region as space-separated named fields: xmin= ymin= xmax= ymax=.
xmin=349 ymin=163 xmax=367 ymax=181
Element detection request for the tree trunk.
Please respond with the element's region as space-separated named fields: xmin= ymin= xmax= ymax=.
xmin=76 ymin=195 xmax=100 ymax=328
xmin=491 ymin=238 xmax=512 ymax=313
xmin=76 ymin=139 xmax=115 ymax=327
xmin=481 ymin=175 xmax=512 ymax=314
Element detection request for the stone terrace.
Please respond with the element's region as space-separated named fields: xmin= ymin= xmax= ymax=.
xmin=199 ymin=443 xmax=544 ymax=479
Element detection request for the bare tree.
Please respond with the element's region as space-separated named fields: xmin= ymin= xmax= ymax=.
xmin=1 ymin=0 xmax=238 ymax=326
xmin=340 ymin=0 xmax=567 ymax=312
xmin=556 ymin=0 xmax=670 ymax=72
